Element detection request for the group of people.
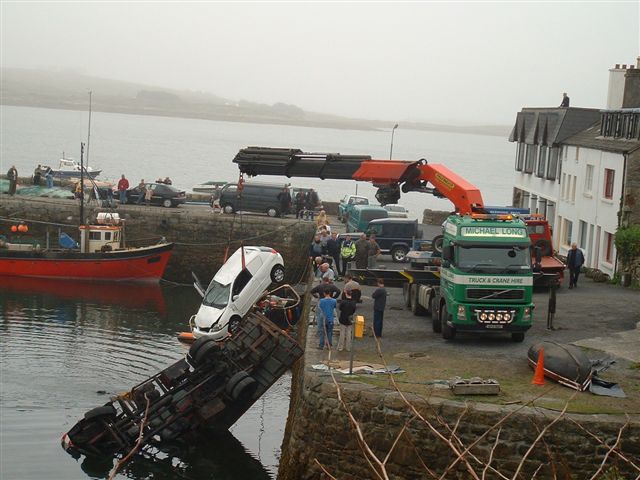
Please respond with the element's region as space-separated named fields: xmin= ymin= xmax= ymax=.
xmin=293 ymin=188 xmax=320 ymax=220
xmin=309 ymin=230 xmax=381 ymax=279
xmin=32 ymin=165 xmax=54 ymax=188
xmin=312 ymin=271 xmax=387 ymax=352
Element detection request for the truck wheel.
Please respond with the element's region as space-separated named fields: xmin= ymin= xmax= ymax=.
xmin=432 ymin=235 xmax=444 ymax=253
xmin=230 ymin=376 xmax=258 ymax=401
xmin=430 ymin=296 xmax=442 ymax=333
xmin=511 ymin=332 xmax=525 ymax=342
xmin=402 ymin=283 xmax=411 ymax=308
xmin=440 ymin=304 xmax=456 ymax=340
xmin=391 ymin=246 xmax=408 ymax=263
xmin=410 ymin=284 xmax=427 ymax=316
xmin=194 ymin=339 xmax=223 ymax=365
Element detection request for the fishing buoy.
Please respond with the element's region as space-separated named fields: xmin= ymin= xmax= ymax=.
xmin=177 ymin=332 xmax=196 ymax=344
xmin=10 ymin=225 xmax=17 ymax=232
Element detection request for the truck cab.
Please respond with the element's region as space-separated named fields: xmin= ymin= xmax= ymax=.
xmin=338 ymin=195 xmax=369 ymax=223
xmin=436 ymin=214 xmax=534 ymax=341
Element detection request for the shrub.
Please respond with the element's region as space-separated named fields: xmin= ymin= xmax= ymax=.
xmin=614 ymin=224 xmax=640 ymax=270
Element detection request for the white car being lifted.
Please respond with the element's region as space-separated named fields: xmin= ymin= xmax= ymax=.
xmin=191 ymin=246 xmax=285 ymax=340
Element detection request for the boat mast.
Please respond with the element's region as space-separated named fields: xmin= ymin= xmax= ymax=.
xmin=86 ymin=91 xmax=92 ymax=169
xmin=80 ymin=142 xmax=85 ymax=235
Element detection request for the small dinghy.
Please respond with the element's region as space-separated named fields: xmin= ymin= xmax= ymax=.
xmin=528 ymin=342 xmax=592 ymax=391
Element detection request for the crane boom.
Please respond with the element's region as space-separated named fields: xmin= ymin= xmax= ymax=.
xmin=233 ymin=146 xmax=486 ymax=214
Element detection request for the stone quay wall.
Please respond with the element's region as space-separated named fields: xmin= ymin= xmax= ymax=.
xmin=0 ymin=196 xmax=316 ymax=283
xmin=279 ymin=339 xmax=639 ymax=479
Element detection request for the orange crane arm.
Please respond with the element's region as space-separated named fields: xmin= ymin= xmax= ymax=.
xmin=233 ymin=147 xmax=486 ymax=215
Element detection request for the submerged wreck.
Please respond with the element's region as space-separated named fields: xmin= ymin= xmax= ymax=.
xmin=62 ymin=313 xmax=303 ymax=457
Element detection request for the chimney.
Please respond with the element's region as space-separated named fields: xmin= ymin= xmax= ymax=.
xmin=607 ymin=64 xmax=627 ymax=108
xmin=622 ymin=63 xmax=640 ymax=108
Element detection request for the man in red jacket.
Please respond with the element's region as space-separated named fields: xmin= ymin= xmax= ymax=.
xmin=117 ymin=174 xmax=129 ymax=204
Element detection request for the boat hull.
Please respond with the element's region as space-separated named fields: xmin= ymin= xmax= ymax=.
xmin=53 ymin=169 xmax=102 ymax=179
xmin=0 ymin=243 xmax=173 ymax=282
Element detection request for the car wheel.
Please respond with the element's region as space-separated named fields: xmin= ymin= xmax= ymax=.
xmin=431 ymin=296 xmax=441 ymax=332
xmin=440 ymin=303 xmax=456 ymax=340
xmin=391 ymin=246 xmax=408 ymax=263
xmin=511 ymin=332 xmax=525 ymax=342
xmin=228 ymin=316 xmax=242 ymax=335
xmin=84 ymin=405 xmax=116 ymax=420
xmin=266 ymin=207 xmax=279 ymax=217
xmin=163 ymin=199 xmax=172 ymax=208
xmin=270 ymin=264 xmax=285 ymax=283
xmin=223 ymin=204 xmax=234 ymax=214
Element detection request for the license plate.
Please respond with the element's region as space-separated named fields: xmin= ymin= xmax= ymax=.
xmin=485 ymin=324 xmax=504 ymax=329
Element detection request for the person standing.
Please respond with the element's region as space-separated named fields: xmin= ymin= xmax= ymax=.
xmin=326 ymin=232 xmax=341 ymax=277
xmin=117 ymin=174 xmax=129 ymax=204
xmin=342 ymin=274 xmax=362 ymax=303
xmin=309 ymin=234 xmax=326 ymax=260
xmin=145 ymin=183 xmax=153 ymax=206
xmin=371 ymin=279 xmax=387 ymax=338
xmin=45 ymin=168 xmax=54 ymax=188
xmin=337 ymin=292 xmax=357 ymax=352
xmin=367 ymin=234 xmax=381 ymax=269
xmin=33 ymin=165 xmax=42 ymax=186
xmin=318 ymin=290 xmax=337 ymax=349
xmin=354 ymin=233 xmax=370 ymax=269
xmin=7 ymin=165 xmax=18 ymax=195
xmin=339 ymin=234 xmax=356 ymax=276
xmin=566 ymin=242 xmax=585 ymax=289
xmin=277 ymin=185 xmax=291 ymax=217
xmin=136 ymin=180 xmax=146 ymax=204
xmin=294 ymin=190 xmax=305 ymax=219
xmin=560 ymin=92 xmax=570 ymax=108
xmin=305 ymin=188 xmax=319 ymax=220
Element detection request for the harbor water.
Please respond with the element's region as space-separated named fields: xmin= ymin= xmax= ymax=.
xmin=0 ymin=281 xmax=289 ymax=479
xmin=1 ymin=105 xmax=516 ymax=221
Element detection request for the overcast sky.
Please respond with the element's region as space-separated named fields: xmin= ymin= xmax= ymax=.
xmin=1 ymin=1 xmax=638 ymax=124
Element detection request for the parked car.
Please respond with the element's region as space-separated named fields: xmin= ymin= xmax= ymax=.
xmin=383 ymin=204 xmax=409 ymax=218
xmin=345 ymin=205 xmax=388 ymax=233
xmin=338 ymin=195 xmax=369 ymax=223
xmin=191 ymin=246 xmax=285 ymax=340
xmin=126 ymin=183 xmax=186 ymax=208
xmin=219 ymin=182 xmax=291 ymax=217
xmin=342 ymin=218 xmax=422 ymax=262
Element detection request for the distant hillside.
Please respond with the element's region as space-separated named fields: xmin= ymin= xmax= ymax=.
xmin=0 ymin=68 xmax=510 ymax=136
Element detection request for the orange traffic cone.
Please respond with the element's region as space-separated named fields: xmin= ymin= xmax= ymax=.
xmin=532 ymin=347 xmax=545 ymax=385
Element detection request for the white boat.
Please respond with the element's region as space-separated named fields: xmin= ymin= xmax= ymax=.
xmin=43 ymin=156 xmax=102 ymax=179
xmin=191 ymin=181 xmax=227 ymax=194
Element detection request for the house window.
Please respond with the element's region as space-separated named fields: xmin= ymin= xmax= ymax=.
xmin=561 ymin=173 xmax=566 ymax=199
xmin=574 ymin=147 xmax=580 ymax=163
xmin=563 ymin=218 xmax=573 ymax=246
xmin=547 ymin=147 xmax=559 ymax=180
xmin=584 ymin=165 xmax=594 ymax=194
xmin=536 ymin=147 xmax=547 ymax=178
xmin=578 ymin=220 xmax=587 ymax=248
xmin=571 ymin=175 xmax=576 ymax=202
xmin=605 ymin=232 xmax=614 ymax=263
xmin=604 ymin=168 xmax=615 ymax=199
xmin=515 ymin=143 xmax=525 ymax=171
xmin=524 ymin=145 xmax=537 ymax=174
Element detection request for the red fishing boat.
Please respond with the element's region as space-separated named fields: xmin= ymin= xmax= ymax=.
xmin=0 ymin=212 xmax=173 ymax=282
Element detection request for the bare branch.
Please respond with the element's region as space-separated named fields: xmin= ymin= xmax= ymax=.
xmin=108 ymin=392 xmax=151 ymax=480
xmin=481 ymin=427 xmax=502 ymax=480
xmin=511 ymin=392 xmax=576 ymax=480
xmin=588 ymin=417 xmax=630 ymax=480
xmin=314 ymin=458 xmax=338 ymax=480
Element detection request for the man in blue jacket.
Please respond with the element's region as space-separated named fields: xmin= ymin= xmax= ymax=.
xmin=566 ymin=242 xmax=585 ymax=289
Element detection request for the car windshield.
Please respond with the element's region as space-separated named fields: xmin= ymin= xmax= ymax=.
xmin=202 ymin=280 xmax=231 ymax=308
xmin=456 ymin=246 xmax=530 ymax=273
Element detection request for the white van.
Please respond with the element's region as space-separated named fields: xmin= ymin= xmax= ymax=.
xmin=191 ymin=246 xmax=285 ymax=340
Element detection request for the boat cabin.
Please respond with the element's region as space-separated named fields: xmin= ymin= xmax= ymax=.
xmin=79 ymin=213 xmax=125 ymax=253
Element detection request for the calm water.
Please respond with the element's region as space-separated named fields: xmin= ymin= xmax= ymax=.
xmin=0 ymin=279 xmax=290 ymax=480
xmin=0 ymin=105 xmax=516 ymax=220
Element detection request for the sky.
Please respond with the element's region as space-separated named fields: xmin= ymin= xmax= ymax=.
xmin=1 ymin=1 xmax=639 ymax=125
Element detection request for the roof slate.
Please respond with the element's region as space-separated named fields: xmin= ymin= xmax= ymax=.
xmin=563 ymin=122 xmax=640 ymax=154
xmin=509 ymin=108 xmax=600 ymax=146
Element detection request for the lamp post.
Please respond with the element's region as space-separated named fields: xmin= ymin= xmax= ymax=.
xmin=389 ymin=123 xmax=398 ymax=160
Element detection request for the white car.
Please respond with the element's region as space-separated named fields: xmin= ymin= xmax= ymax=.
xmin=191 ymin=246 xmax=285 ymax=340
xmin=383 ymin=204 xmax=409 ymax=218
